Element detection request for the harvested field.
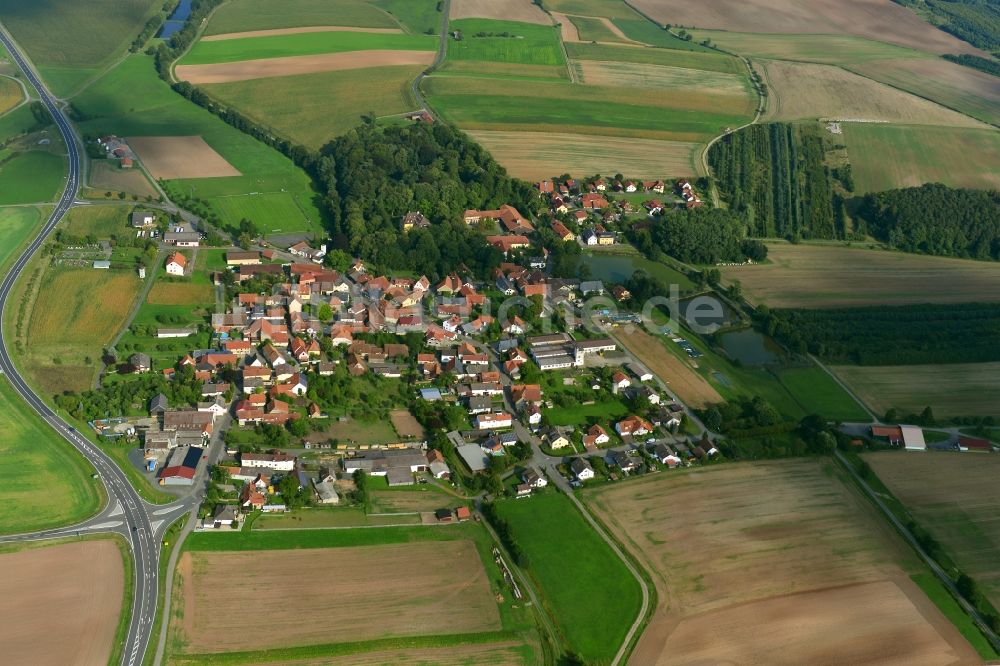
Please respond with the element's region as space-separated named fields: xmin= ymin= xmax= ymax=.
xmin=29 ymin=268 xmax=140 ymax=348
xmin=450 ymin=0 xmax=550 ymax=25
xmin=129 ymin=136 xmax=241 ymax=179
xmin=174 ymin=541 xmax=500 ymax=653
xmin=551 ymin=12 xmax=580 ymax=42
xmin=177 ymin=50 xmax=434 ymax=84
xmin=244 ymin=641 xmax=531 ymax=666
xmin=761 ymin=60 xmax=987 ymax=127
xmin=370 ymin=489 xmax=453 ymax=513
xmin=631 ymin=0 xmax=983 ymax=55
xmin=390 ymin=408 xmax=424 ymax=439
xmin=567 ymin=42 xmax=745 ymax=74
xmin=584 ymin=460 xmax=981 ymax=666
xmin=686 ymin=30 xmax=926 ymax=65
xmin=468 ymin=130 xmax=699 ymax=181
xmin=576 ymin=59 xmax=748 ymax=96
xmin=865 ymin=452 xmax=1000 ymax=609
xmin=0 ymin=540 xmax=124 ymax=666
xmin=613 ymin=327 xmax=723 ymax=407
xmin=201 ymin=26 xmax=404 ymax=41
xmin=720 ymin=243 xmax=1000 ymax=308
xmin=61 ymin=205 xmax=127 ymax=238
xmin=844 ymin=124 xmax=1000 ymax=192
xmin=87 ymin=159 xmax=157 ymax=197
xmin=147 ymin=282 xmax=214 ymax=306
xmin=852 ymin=57 xmax=1000 ymax=128
xmin=832 ymin=363 xmax=1000 ymax=418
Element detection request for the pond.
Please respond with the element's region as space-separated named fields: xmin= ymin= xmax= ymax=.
xmin=719 ymin=329 xmax=784 ymax=366
xmin=158 ymin=0 xmax=192 ymax=38
xmin=678 ymin=295 xmax=738 ymax=330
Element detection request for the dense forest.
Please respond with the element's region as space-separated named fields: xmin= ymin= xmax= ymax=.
xmin=630 ymin=208 xmax=768 ymax=264
xmin=707 ymin=123 xmax=838 ymax=240
xmin=856 ymin=183 xmax=1000 ymax=259
xmin=761 ymin=302 xmax=1000 ymax=364
xmin=942 ymin=52 xmax=1000 ymax=76
xmin=316 ymin=123 xmax=537 ymax=279
xmin=928 ymin=0 xmax=1000 ymax=52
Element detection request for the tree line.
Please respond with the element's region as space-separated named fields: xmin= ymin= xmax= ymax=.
xmin=630 ymin=207 xmax=768 ymax=264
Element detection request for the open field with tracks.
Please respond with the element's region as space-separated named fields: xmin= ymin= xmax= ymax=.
xmin=633 ymin=0 xmax=982 ymax=55
xmin=172 ymin=541 xmax=500 ymax=653
xmin=468 ymin=130 xmax=699 ymax=180
xmin=130 ymin=136 xmax=242 ymax=180
xmin=450 ymin=0 xmax=549 ymax=24
xmin=178 ymin=50 xmax=432 ymax=83
xmin=613 ymin=326 xmax=723 ymax=407
xmin=86 ymin=159 xmax=158 ymax=198
xmin=447 ymin=19 xmax=565 ymax=67
xmin=761 ymin=60 xmax=987 ymax=127
xmin=865 ymin=452 xmax=1000 ymax=610
xmin=0 ymin=539 xmax=124 ymax=665
xmin=833 ymin=363 xmax=1000 ymax=418
xmin=0 ymin=377 xmax=100 ymax=534
xmin=203 ymin=0 xmax=399 ymax=35
xmin=576 ymin=59 xmax=749 ymax=96
xmin=844 ymin=124 xmax=1000 ymax=192
xmin=720 ymin=244 xmax=1000 ymax=308
xmin=585 ymin=459 xmax=982 ymax=665
xmin=202 ymin=65 xmax=423 ymax=148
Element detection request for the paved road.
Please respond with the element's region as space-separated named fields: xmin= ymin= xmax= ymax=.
xmin=410 ymin=0 xmax=450 ymax=119
xmin=0 ymin=25 xmax=199 ymax=666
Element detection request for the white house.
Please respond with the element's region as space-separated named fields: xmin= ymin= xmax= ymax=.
xmin=571 ymin=458 xmax=595 ymax=481
xmin=165 ymin=252 xmax=186 ymax=276
xmin=522 ymin=468 xmax=547 ymax=488
xmin=240 ymin=452 xmax=295 ymax=471
xmin=474 ymin=412 xmax=513 ymax=430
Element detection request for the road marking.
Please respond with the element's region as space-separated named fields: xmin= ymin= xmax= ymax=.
xmin=109 ymin=500 xmax=124 ymax=517
xmin=80 ymin=521 xmax=123 ymax=530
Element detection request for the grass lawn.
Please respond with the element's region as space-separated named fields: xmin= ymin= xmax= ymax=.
xmin=773 ymin=366 xmax=870 ymax=422
xmin=843 ymin=124 xmax=1000 ymax=193
xmin=447 ymin=19 xmax=565 ymax=67
xmin=182 ymin=31 xmax=436 ymax=65
xmin=0 ymin=104 xmax=37 ymax=141
xmin=493 ymin=492 xmax=641 ymax=663
xmin=188 ymin=521 xmax=476 ymax=550
xmin=204 ymin=0 xmax=399 ymax=35
xmin=73 ymin=54 xmax=324 ymax=236
xmin=610 ymin=19 xmax=715 ymax=51
xmin=545 ymin=396 xmax=629 ymax=427
xmin=0 ymin=151 xmax=65 ymax=205
xmin=60 ymin=204 xmax=129 ymax=238
xmin=373 ymin=0 xmax=443 ymax=35
xmin=202 ymin=65 xmax=423 ymax=149
xmin=210 ymin=191 xmax=320 ymax=235
xmin=911 ymin=572 xmax=999 ymax=660
xmin=0 ymin=0 xmax=161 ymax=94
xmin=0 ymin=377 xmax=102 ymax=534
xmin=565 ymin=42 xmax=744 ymax=74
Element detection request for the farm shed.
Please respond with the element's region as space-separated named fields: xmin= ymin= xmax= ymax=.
xmin=900 ymin=425 xmax=927 ymax=451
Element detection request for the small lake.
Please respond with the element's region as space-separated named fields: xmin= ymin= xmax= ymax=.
xmin=719 ymin=329 xmax=784 ymax=366
xmin=158 ymin=0 xmax=192 ymax=38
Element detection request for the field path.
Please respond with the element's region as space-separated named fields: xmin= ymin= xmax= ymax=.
xmin=551 ymin=12 xmax=580 ymax=42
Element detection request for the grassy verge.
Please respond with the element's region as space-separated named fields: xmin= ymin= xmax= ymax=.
xmin=143 ymin=515 xmax=188 ymax=666
xmin=108 ymin=532 xmax=135 ymax=666
xmin=911 ymin=573 xmax=1000 ymax=660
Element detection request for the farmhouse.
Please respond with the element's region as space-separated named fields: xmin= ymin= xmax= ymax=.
xmin=486 ymin=235 xmax=531 ymax=253
xmin=871 ymin=425 xmax=903 ymax=445
xmin=226 ymin=251 xmax=261 ymax=266
xmin=341 ymin=449 xmax=428 ymax=476
xmin=165 ymin=252 xmax=186 ymax=276
xmin=240 ymin=452 xmax=295 ymax=471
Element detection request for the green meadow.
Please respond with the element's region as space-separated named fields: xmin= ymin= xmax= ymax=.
xmin=0 ymin=151 xmax=65 ymax=205
xmin=182 ymin=31 xmax=436 ymax=65
xmin=373 ymin=0 xmax=443 ymax=35
xmin=0 ymin=206 xmax=42 ymax=268
xmin=494 ymin=492 xmax=642 ymax=664
xmin=203 ymin=0 xmax=398 ymax=34
xmin=0 ymin=376 xmax=101 ymax=534
xmin=73 ymin=55 xmax=324 ymax=235
xmin=447 ymin=19 xmax=565 ymax=67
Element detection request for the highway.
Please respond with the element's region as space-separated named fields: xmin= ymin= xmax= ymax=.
xmin=0 ymin=25 xmax=196 ymax=666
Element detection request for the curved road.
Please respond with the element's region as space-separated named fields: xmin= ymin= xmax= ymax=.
xmin=0 ymin=25 xmax=195 ymax=666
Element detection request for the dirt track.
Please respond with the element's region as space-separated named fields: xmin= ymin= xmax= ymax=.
xmin=202 ymin=26 xmax=403 ymax=41
xmin=175 ymin=541 xmax=500 ymax=653
xmin=550 ymin=12 xmax=580 ymax=42
xmin=177 ymin=50 xmax=436 ymax=84
xmin=129 ymin=136 xmax=241 ymax=179
xmin=0 ymin=540 xmax=124 ymax=666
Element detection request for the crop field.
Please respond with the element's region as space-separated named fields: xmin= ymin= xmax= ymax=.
xmin=178 ymin=50 xmax=432 ymax=83
xmin=372 ymin=0 xmax=444 ymax=35
xmin=772 ymin=365 xmax=871 ymax=422
xmin=60 ymin=204 xmax=127 ymax=238
xmin=720 ymin=243 xmax=1000 ymax=308
xmin=761 ymin=60 xmax=987 ymax=127
xmin=0 ymin=75 xmax=22 ymax=114
xmin=0 ymin=150 xmax=65 ymax=205
xmin=494 ymin=492 xmax=641 ymax=663
xmin=632 ymin=0 xmax=981 ymax=55
xmin=450 ymin=0 xmax=549 ymax=24
xmin=468 ymin=130 xmax=699 ymax=180
xmin=851 ymin=58 xmax=1000 ymax=127
xmin=146 ymin=282 xmax=213 ymax=306
xmin=0 ymin=0 xmax=159 ymax=93
xmin=687 ymin=30 xmax=926 ymax=65
xmin=613 ymin=326 xmax=723 ymax=407
xmin=0 ymin=377 xmax=100 ymax=534
xmin=832 ymin=363 xmax=1000 ymax=418
xmin=203 ymin=0 xmax=399 ymax=35
xmin=576 ymin=59 xmax=749 ymax=96
xmin=568 ymin=15 xmax=632 ymax=43
xmin=541 ymin=0 xmax=639 ymax=19
xmin=74 ymin=55 xmax=324 ymax=235
xmin=0 ymin=539 xmax=124 ymax=665
xmin=202 ymin=65 xmax=423 ymax=147
xmin=425 ymin=75 xmax=753 ymax=139
xmin=436 ymin=60 xmax=568 ymax=80
xmin=447 ymin=19 xmax=565 ymax=67
xmin=565 ymin=41 xmax=745 ymax=74
xmin=585 ymin=459 xmax=981 ymax=665
xmin=172 ymin=541 xmax=500 ymax=653
xmin=202 ymin=26 xmax=406 ymax=42
xmin=844 ymin=124 xmax=1000 ymax=192
xmin=182 ymin=31 xmax=435 ymax=66
xmin=129 ymin=135 xmax=242 ymax=180
xmin=87 ymin=159 xmax=158 ymax=198
xmin=865 ymin=452 xmax=1000 ymax=610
